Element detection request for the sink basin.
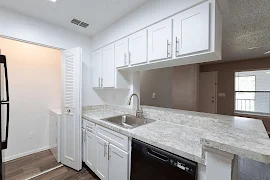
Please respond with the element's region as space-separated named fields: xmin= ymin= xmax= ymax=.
xmin=102 ymin=115 xmax=155 ymax=129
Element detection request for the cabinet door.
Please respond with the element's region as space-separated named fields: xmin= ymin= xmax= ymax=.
xmin=148 ymin=19 xmax=172 ymax=61
xmin=109 ymin=144 xmax=128 ymax=180
xmin=173 ymin=2 xmax=210 ymax=56
xmin=85 ymin=131 xmax=97 ymax=172
xmin=129 ymin=29 xmax=148 ymax=65
xmin=96 ymin=136 xmax=109 ymax=180
xmin=92 ymin=49 xmax=102 ymax=88
xmin=102 ymin=44 xmax=115 ymax=88
xmin=115 ymin=38 xmax=129 ymax=68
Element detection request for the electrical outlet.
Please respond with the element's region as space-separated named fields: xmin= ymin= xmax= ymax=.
xmin=152 ymin=93 xmax=156 ymax=99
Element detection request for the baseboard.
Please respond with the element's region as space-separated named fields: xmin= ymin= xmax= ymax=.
xmin=3 ymin=146 xmax=50 ymax=162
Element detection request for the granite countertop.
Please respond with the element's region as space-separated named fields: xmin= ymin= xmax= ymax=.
xmin=82 ymin=105 xmax=270 ymax=164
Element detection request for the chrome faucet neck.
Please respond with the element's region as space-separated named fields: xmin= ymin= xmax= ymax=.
xmin=127 ymin=93 xmax=142 ymax=118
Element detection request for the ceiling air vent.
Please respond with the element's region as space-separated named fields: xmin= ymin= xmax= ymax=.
xmin=71 ymin=18 xmax=81 ymax=25
xmin=79 ymin=22 xmax=89 ymax=28
xmin=71 ymin=18 xmax=89 ymax=28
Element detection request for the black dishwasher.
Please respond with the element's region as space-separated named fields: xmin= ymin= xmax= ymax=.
xmin=131 ymin=139 xmax=197 ymax=180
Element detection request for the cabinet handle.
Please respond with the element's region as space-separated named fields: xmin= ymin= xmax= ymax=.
xmin=101 ymin=77 xmax=103 ymax=87
xmin=108 ymin=147 xmax=111 ymax=160
xmin=129 ymin=51 xmax=131 ymax=64
xmin=104 ymin=144 xmax=107 ymax=157
xmin=98 ymin=77 xmax=101 ymax=87
xmin=176 ymin=37 xmax=179 ymax=56
xmin=167 ymin=40 xmax=171 ymax=57
xmin=124 ymin=53 xmax=127 ymax=65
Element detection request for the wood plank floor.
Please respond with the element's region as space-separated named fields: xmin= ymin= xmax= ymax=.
xmin=3 ymin=150 xmax=99 ymax=180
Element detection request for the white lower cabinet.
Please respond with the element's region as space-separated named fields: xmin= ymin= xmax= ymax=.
xmin=96 ymin=136 xmax=109 ymax=180
xmin=82 ymin=121 xmax=129 ymax=180
xmin=109 ymin=144 xmax=128 ymax=180
xmin=85 ymin=131 xmax=97 ymax=173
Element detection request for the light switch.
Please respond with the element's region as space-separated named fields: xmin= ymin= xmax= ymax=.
xmin=152 ymin=93 xmax=156 ymax=99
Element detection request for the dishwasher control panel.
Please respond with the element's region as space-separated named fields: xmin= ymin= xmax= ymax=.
xmin=169 ymin=158 xmax=196 ymax=175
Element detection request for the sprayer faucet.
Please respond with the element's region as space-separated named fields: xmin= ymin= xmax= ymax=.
xmin=127 ymin=93 xmax=142 ymax=118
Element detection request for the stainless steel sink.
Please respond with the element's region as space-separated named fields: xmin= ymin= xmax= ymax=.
xmin=101 ymin=115 xmax=155 ymax=129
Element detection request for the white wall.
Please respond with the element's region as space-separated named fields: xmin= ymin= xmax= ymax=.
xmin=0 ymin=6 xmax=102 ymax=106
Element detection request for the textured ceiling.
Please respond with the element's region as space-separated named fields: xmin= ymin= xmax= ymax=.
xmin=222 ymin=0 xmax=270 ymax=61
xmin=0 ymin=0 xmax=149 ymax=36
xmin=0 ymin=0 xmax=270 ymax=61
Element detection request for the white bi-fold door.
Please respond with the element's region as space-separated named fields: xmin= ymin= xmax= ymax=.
xmin=61 ymin=47 xmax=82 ymax=171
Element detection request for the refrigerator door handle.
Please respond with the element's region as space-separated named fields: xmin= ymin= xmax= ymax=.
xmin=0 ymin=55 xmax=10 ymax=150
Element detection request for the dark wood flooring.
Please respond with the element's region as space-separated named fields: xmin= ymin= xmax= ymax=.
xmin=3 ymin=150 xmax=99 ymax=180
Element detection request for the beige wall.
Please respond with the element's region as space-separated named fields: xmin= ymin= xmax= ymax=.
xmin=140 ymin=68 xmax=173 ymax=108
xmin=140 ymin=64 xmax=199 ymax=111
xmin=200 ymin=57 xmax=270 ymax=131
xmin=0 ymin=37 xmax=61 ymax=160
xmin=172 ymin=64 xmax=199 ymax=111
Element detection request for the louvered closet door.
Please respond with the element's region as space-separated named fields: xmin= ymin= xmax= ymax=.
xmin=61 ymin=47 xmax=82 ymax=171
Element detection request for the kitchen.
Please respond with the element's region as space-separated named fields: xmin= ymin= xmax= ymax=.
xmin=0 ymin=0 xmax=270 ymax=180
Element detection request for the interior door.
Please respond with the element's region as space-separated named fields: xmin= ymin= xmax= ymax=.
xmin=61 ymin=47 xmax=82 ymax=171
xmin=96 ymin=136 xmax=109 ymax=180
xmin=115 ymin=38 xmax=129 ymax=68
xmin=148 ymin=19 xmax=172 ymax=61
xmin=109 ymin=144 xmax=128 ymax=180
xmin=92 ymin=49 xmax=102 ymax=88
xmin=102 ymin=44 xmax=115 ymax=88
xmin=85 ymin=130 xmax=97 ymax=172
xmin=129 ymin=29 xmax=148 ymax=65
xmin=174 ymin=2 xmax=210 ymax=56
xmin=199 ymin=71 xmax=217 ymax=114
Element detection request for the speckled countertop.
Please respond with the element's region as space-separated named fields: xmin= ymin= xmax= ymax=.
xmin=82 ymin=105 xmax=270 ymax=164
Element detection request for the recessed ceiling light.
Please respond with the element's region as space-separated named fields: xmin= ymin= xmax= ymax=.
xmin=264 ymin=50 xmax=270 ymax=55
xmin=265 ymin=72 xmax=270 ymax=74
xmin=49 ymin=0 xmax=57 ymax=2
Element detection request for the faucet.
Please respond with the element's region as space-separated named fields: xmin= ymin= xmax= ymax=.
xmin=127 ymin=93 xmax=142 ymax=118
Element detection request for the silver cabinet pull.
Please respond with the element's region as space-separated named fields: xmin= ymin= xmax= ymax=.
xmin=129 ymin=51 xmax=131 ymax=64
xmin=124 ymin=53 xmax=127 ymax=65
xmin=101 ymin=77 xmax=103 ymax=87
xmin=104 ymin=144 xmax=107 ymax=157
xmin=108 ymin=147 xmax=111 ymax=160
xmin=167 ymin=40 xmax=171 ymax=57
xmin=176 ymin=37 xmax=179 ymax=56
xmin=98 ymin=77 xmax=101 ymax=87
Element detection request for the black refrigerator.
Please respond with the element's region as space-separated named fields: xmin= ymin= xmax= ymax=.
xmin=0 ymin=55 xmax=10 ymax=180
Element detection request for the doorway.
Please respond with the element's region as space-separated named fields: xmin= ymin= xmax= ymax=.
xmin=199 ymin=71 xmax=218 ymax=114
xmin=0 ymin=37 xmax=62 ymax=179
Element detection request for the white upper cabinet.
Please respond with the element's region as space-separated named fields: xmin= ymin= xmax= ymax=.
xmin=102 ymin=44 xmax=115 ymax=88
xmin=92 ymin=49 xmax=102 ymax=88
xmin=148 ymin=19 xmax=172 ymax=61
xmin=96 ymin=136 xmax=109 ymax=180
xmin=173 ymin=2 xmax=210 ymax=57
xmin=115 ymin=38 xmax=129 ymax=68
xmin=85 ymin=131 xmax=97 ymax=173
xmin=129 ymin=29 xmax=148 ymax=65
xmin=109 ymin=144 xmax=128 ymax=180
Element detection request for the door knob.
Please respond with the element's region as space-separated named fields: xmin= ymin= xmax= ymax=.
xmin=67 ymin=109 xmax=70 ymax=113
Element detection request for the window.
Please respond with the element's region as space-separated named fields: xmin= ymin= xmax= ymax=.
xmin=235 ymin=70 xmax=270 ymax=115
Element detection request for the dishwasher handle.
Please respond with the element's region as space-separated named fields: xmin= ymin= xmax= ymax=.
xmin=147 ymin=148 xmax=169 ymax=162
